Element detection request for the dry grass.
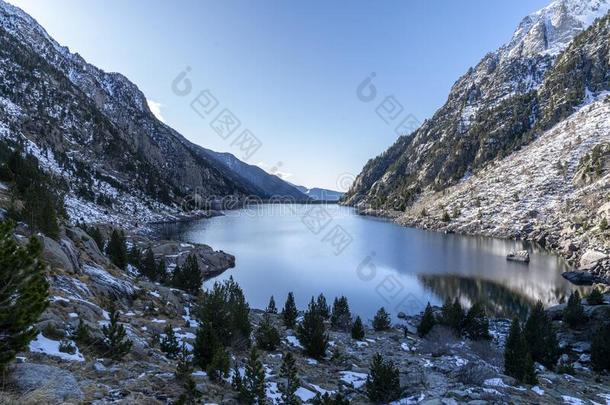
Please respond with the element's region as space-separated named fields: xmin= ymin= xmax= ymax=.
xmin=419 ymin=325 xmax=460 ymax=357
xmin=0 ymin=387 xmax=73 ymax=405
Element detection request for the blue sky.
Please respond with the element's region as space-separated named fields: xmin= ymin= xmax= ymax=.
xmin=9 ymin=0 xmax=550 ymax=190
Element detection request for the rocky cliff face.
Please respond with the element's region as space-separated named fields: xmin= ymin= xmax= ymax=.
xmin=344 ymin=0 xmax=610 ymax=210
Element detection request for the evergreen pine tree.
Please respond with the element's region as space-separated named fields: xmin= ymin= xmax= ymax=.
xmin=587 ymin=287 xmax=604 ymax=305
xmin=365 ymin=353 xmax=401 ymax=403
xmin=440 ymin=298 xmax=464 ymax=334
xmin=74 ymin=318 xmax=92 ymax=345
xmin=157 ymin=259 xmax=167 ymax=284
xmin=0 ymin=221 xmax=49 ymax=370
xmin=240 ymin=347 xmax=267 ymax=405
xmin=351 ymin=316 xmax=365 ymax=340
xmin=255 ymin=313 xmax=281 ymax=351
xmin=591 ymin=324 xmax=610 ymax=373
xmin=279 ymin=352 xmax=299 ymax=405
xmin=417 ymin=302 xmax=436 ymax=337
xmin=297 ymin=298 xmax=329 ymax=359
xmin=331 ymin=296 xmax=352 ymax=331
xmin=87 ymin=225 xmax=104 ymax=251
xmin=102 ymin=304 xmax=133 ymax=359
xmin=231 ymin=363 xmax=243 ymax=391
xmin=523 ymin=301 xmax=559 ymax=369
xmin=106 ymin=229 xmax=128 ymax=270
xmin=372 ymin=307 xmax=391 ymax=331
xmin=504 ymin=317 xmax=535 ymax=383
xmin=315 ymin=293 xmax=331 ymax=319
xmin=227 ymin=277 xmax=252 ymax=348
xmin=563 ymin=290 xmax=586 ymax=328
xmin=160 ymin=324 xmax=180 ymax=358
xmin=207 ymin=346 xmax=230 ymax=382
xmin=172 ymin=254 xmax=203 ymax=295
xmin=127 ymin=245 xmax=142 ymax=270
xmin=141 ymin=247 xmax=157 ymax=281
xmin=282 ymin=292 xmax=298 ymax=329
xmin=193 ymin=323 xmax=220 ymax=369
xmin=195 ymin=277 xmax=251 ymax=348
xmin=464 ymin=302 xmax=490 ymax=340
xmin=175 ymin=342 xmax=193 ymax=381
xmin=524 ymin=354 xmax=538 ymax=385
xmin=266 ymin=295 xmax=277 ymax=314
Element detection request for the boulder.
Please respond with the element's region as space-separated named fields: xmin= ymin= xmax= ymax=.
xmin=580 ymin=250 xmax=608 ymax=268
xmin=151 ymin=241 xmax=235 ymax=278
xmin=66 ymin=226 xmax=109 ymax=266
xmin=506 ymin=250 xmax=530 ymax=263
xmin=39 ymin=235 xmax=75 ymax=273
xmin=562 ymin=271 xmax=596 ymax=285
xmin=8 ymin=363 xmax=84 ymax=403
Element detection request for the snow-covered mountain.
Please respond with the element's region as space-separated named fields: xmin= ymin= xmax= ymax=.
xmin=343 ymin=0 xmax=610 ymax=264
xmin=0 ymin=0 xmax=303 ymax=225
xmin=344 ymin=0 xmax=610 ymax=210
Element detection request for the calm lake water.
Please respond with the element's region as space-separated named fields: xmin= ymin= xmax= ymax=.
xmin=160 ymin=204 xmax=584 ymax=320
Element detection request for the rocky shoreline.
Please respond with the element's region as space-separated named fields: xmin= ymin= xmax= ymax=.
xmin=352 ymin=206 xmax=610 ymax=287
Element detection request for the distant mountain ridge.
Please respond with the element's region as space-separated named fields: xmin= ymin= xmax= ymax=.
xmin=201 ymin=150 xmax=309 ymax=200
xmin=291 ymin=184 xmax=344 ymax=201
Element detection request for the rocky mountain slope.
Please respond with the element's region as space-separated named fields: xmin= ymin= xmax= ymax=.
xmin=0 ymin=0 xmax=305 ymax=228
xmin=344 ymin=0 xmax=610 ymax=268
xmin=344 ymin=0 xmax=610 ymax=211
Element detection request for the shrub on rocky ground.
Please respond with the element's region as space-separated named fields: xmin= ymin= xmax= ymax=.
xmin=587 ymin=288 xmax=605 ymax=305
xmin=455 ymin=362 xmax=496 ymax=386
xmin=420 ymin=325 xmax=459 ymax=357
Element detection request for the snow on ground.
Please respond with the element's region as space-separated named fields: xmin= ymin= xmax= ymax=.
xmin=597 ymin=393 xmax=610 ymax=405
xmin=266 ymin=381 xmax=282 ymax=403
xmin=562 ymin=396 xmax=586 ymax=405
xmin=285 ymin=335 xmax=304 ymax=349
xmin=295 ymin=387 xmax=317 ymax=402
xmin=532 ymin=386 xmax=545 ymax=395
xmin=339 ymin=371 xmax=368 ymax=389
xmin=29 ymin=334 xmax=84 ymax=362
xmin=310 ymin=383 xmax=335 ymax=395
xmin=483 ymin=378 xmax=510 ymax=388
xmin=389 ymin=393 xmax=425 ymax=405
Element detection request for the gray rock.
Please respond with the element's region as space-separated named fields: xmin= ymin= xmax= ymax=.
xmin=8 ymin=363 xmax=84 ymax=403
xmin=506 ymin=250 xmax=530 ymax=263
xmin=580 ymin=250 xmax=608 ymax=267
xmin=562 ymin=271 xmax=595 ymax=285
xmin=39 ymin=235 xmax=75 ymax=273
